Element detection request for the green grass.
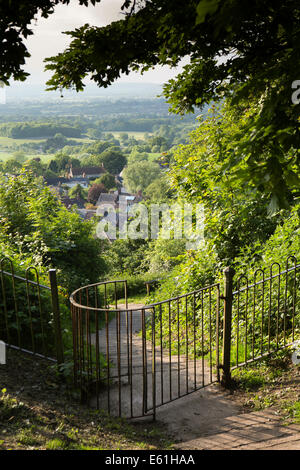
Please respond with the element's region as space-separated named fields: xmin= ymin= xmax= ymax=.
xmin=38 ymin=154 xmax=56 ymax=163
xmin=0 ymin=135 xmax=94 ymax=163
xmin=0 ymin=136 xmax=93 ymax=146
xmin=71 ymin=137 xmax=94 ymax=143
xmin=116 ymin=293 xmax=147 ymax=306
xmin=0 ymin=151 xmax=55 ymax=163
xmin=229 ymin=349 xmax=300 ymax=419
xmin=1 ymin=349 xmax=174 ymax=450
xmin=232 ymin=367 xmax=266 ymax=391
xmin=0 ymin=136 xmax=46 ymax=146
xmin=0 ymin=384 xmax=173 ymax=450
xmin=282 ymin=401 xmax=300 ymax=424
xmin=110 ymin=131 xmax=153 ymax=140
xmin=46 ymin=438 xmax=68 ymax=450
xmin=232 ymin=349 xmax=290 ymax=390
xmin=0 ymin=151 xmax=18 ymax=161
xmin=16 ymin=428 xmax=41 ymax=446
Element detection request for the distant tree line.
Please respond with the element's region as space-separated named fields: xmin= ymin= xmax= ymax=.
xmin=0 ymin=122 xmax=82 ymax=139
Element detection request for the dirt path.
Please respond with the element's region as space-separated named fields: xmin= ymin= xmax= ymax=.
xmin=90 ymin=305 xmax=214 ymax=418
xmin=90 ymin=307 xmax=300 ymax=450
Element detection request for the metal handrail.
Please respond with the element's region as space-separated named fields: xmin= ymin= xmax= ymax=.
xmin=233 ymin=263 xmax=300 ymax=295
xmin=0 ymin=268 xmax=50 ymax=290
xmin=70 ymin=277 xmax=221 ymax=419
xmin=70 ymin=279 xmax=220 ymax=312
xmin=0 ymin=257 xmax=63 ymax=363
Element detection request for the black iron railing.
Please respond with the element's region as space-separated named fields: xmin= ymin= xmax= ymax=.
xmin=230 ymin=256 xmax=299 ymax=370
xmin=2 ymin=253 xmax=299 ymax=420
xmin=70 ymin=279 xmax=221 ymax=419
xmin=0 ymin=257 xmax=64 ymax=364
xmin=70 ymin=256 xmax=300 ymax=420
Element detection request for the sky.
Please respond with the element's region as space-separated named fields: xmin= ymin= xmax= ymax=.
xmin=22 ymin=0 xmax=184 ymax=88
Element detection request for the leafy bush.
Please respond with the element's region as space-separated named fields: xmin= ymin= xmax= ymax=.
xmin=0 ymin=171 xmax=108 ymax=293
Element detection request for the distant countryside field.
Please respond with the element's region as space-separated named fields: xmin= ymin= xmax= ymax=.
xmin=0 ymin=152 xmax=55 ymax=162
xmin=0 ymin=135 xmax=95 ymax=163
xmin=0 ymin=136 xmax=94 ymax=147
xmin=0 ymin=132 xmax=160 ymax=163
xmin=110 ymin=131 xmax=153 ymax=140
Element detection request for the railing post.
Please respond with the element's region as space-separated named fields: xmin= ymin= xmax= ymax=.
xmin=221 ymin=266 xmax=235 ymax=388
xmin=152 ymin=307 xmax=156 ymax=421
xmin=49 ymin=269 xmax=64 ymax=366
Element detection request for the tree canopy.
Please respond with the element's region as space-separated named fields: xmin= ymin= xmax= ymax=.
xmin=123 ymin=160 xmax=161 ymax=193
xmin=97 ymin=148 xmax=127 ymax=175
xmin=1 ymin=1 xmax=300 ymax=206
xmin=0 ymin=1 xmax=100 ymax=84
xmin=170 ymin=103 xmax=282 ymax=263
xmin=87 ymin=182 xmax=106 ymax=204
xmin=45 ymin=0 xmax=300 ymax=207
xmin=0 ymin=171 xmax=106 ymax=291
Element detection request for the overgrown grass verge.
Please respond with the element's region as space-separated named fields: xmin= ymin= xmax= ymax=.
xmin=0 ymin=349 xmax=173 ymax=450
xmin=231 ymin=348 xmax=300 ymax=424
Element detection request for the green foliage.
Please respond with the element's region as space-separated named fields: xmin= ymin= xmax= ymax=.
xmin=43 ymin=133 xmax=76 ymax=152
xmin=93 ymin=173 xmax=116 ymax=191
xmin=104 ymin=239 xmax=149 ymax=276
xmin=86 ymin=141 xmax=112 ymax=155
xmin=127 ymin=150 xmax=149 ymax=165
xmin=46 ymin=438 xmax=68 ymax=450
xmin=232 ymin=368 xmax=266 ymax=391
xmin=0 ymin=158 xmax=22 ymax=173
xmin=234 ymin=205 xmax=300 ymax=276
xmin=284 ymin=401 xmax=300 ymax=424
xmin=68 ymin=183 xmax=87 ymax=200
xmin=53 ymin=152 xmax=81 ymax=173
xmin=24 ymin=159 xmax=45 ymax=176
xmin=105 ymin=271 xmax=165 ymax=299
xmin=150 ymin=247 xmax=218 ymax=302
xmin=170 ymin=104 xmax=281 ymax=265
xmin=48 ymin=159 xmax=58 ymax=173
xmin=97 ymin=148 xmax=127 ymax=175
xmin=144 ymin=174 xmax=173 ymax=202
xmin=0 ymin=388 xmax=26 ymax=420
xmin=16 ymin=429 xmax=41 ymax=446
xmin=0 ymin=171 xmax=107 ymax=292
xmin=0 ymin=0 xmax=100 ymax=84
xmin=12 ymin=151 xmax=27 ymax=163
xmin=0 ymin=267 xmax=59 ymax=357
xmin=143 ymin=239 xmax=186 ymax=273
xmin=0 ymin=122 xmax=82 ymax=139
xmin=42 ymin=0 xmax=300 ymax=206
xmin=123 ymin=160 xmax=161 ymax=193
xmin=259 ymin=206 xmax=300 ymax=269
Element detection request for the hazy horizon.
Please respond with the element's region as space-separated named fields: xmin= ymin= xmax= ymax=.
xmin=8 ymin=0 xmax=186 ymax=98
xmin=5 ymin=81 xmax=165 ymax=102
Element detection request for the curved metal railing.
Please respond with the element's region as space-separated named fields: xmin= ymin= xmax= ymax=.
xmin=70 ymin=279 xmax=221 ymax=420
xmin=71 ymin=256 xmax=300 ymax=420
